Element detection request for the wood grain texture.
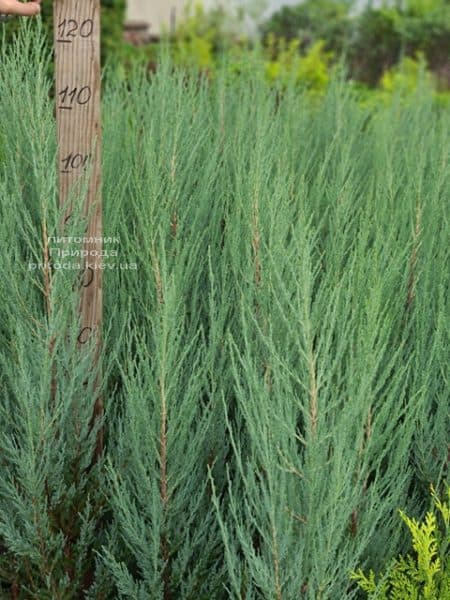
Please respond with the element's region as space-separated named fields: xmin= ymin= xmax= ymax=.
xmin=54 ymin=0 xmax=103 ymax=432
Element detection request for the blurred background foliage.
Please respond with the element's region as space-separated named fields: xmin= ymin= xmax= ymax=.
xmin=0 ymin=0 xmax=126 ymax=81
xmin=0 ymin=0 xmax=449 ymax=102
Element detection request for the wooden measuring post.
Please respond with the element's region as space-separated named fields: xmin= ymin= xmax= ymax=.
xmin=54 ymin=0 xmax=103 ymax=446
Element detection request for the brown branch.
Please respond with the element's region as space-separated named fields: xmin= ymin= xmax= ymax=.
xmin=10 ymin=580 xmax=19 ymax=600
xmin=251 ymin=201 xmax=262 ymax=289
xmin=251 ymin=200 xmax=273 ymax=393
xmin=159 ymin=371 xmax=171 ymax=600
xmin=309 ymin=353 xmax=318 ymax=436
xmin=152 ymin=245 xmax=170 ymax=598
xmin=42 ymin=217 xmax=53 ymax=320
xmin=42 ymin=214 xmax=58 ymax=405
xmin=271 ymin=524 xmax=282 ymax=600
xmin=151 ymin=244 xmax=165 ymax=307
xmin=406 ymin=203 xmax=422 ymax=308
xmin=159 ymin=375 xmax=168 ymax=510
xmin=170 ymin=210 xmax=178 ymax=240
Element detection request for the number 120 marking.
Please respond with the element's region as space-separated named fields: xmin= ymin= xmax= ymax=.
xmin=57 ymin=18 xmax=94 ymax=42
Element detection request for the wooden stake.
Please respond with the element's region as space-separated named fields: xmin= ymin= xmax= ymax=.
xmin=54 ymin=0 xmax=103 ymax=453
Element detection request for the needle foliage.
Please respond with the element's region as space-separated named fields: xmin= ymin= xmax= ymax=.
xmin=0 ymin=20 xmax=448 ymax=600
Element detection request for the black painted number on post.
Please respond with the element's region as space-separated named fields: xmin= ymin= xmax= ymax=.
xmin=77 ymin=326 xmax=93 ymax=345
xmin=61 ymin=153 xmax=90 ymax=174
xmin=58 ymin=86 xmax=92 ymax=110
xmin=57 ymin=18 xmax=94 ymax=43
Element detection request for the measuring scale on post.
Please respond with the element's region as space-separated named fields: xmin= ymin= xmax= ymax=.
xmin=54 ymin=0 xmax=103 ymax=443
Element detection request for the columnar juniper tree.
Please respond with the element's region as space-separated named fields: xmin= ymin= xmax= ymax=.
xmin=99 ymin=63 xmax=230 ymax=598
xmin=208 ymin=80 xmax=450 ymax=598
xmin=0 ymin=21 xmax=106 ymax=598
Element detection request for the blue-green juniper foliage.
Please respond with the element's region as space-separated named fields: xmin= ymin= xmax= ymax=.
xmin=0 ymin=20 xmax=448 ymax=600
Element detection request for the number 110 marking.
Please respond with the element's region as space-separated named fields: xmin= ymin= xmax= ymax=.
xmin=58 ymin=85 xmax=92 ymax=110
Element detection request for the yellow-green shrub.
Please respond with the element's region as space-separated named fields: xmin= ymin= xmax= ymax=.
xmin=351 ymin=486 xmax=450 ymax=600
xmin=173 ymin=34 xmax=214 ymax=72
xmin=170 ymin=1 xmax=226 ymax=73
xmin=264 ymin=35 xmax=333 ymax=93
xmin=380 ymin=52 xmax=436 ymax=96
